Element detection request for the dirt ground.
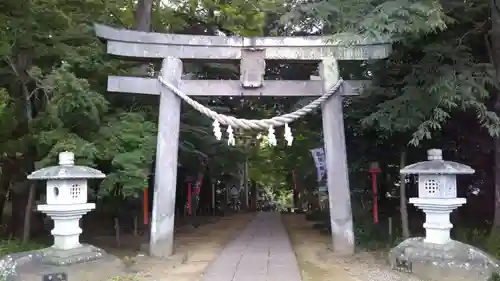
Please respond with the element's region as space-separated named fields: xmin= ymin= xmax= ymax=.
xmin=282 ymin=214 xmax=420 ymax=281
xmin=103 ymin=213 xmax=254 ymax=281
xmin=282 ymin=214 xmax=361 ymax=281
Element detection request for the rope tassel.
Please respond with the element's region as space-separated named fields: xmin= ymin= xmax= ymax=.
xmin=284 ymin=123 xmax=293 ymax=146
xmin=268 ymin=126 xmax=277 ymax=146
xmin=213 ymin=120 xmax=222 ymax=140
xmin=227 ymin=125 xmax=235 ymax=146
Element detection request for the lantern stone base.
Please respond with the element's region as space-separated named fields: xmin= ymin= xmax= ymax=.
xmin=0 ymin=244 xmax=129 ymax=281
xmin=389 ymin=237 xmax=499 ymax=281
xmin=409 ymin=197 xmax=467 ymax=244
xmin=37 ymin=203 xmax=95 ymax=250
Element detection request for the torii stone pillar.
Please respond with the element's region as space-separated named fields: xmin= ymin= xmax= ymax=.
xmin=94 ymin=23 xmax=392 ymax=257
xmin=150 ymin=58 xmax=182 ymax=257
xmin=320 ymin=59 xmax=354 ymax=254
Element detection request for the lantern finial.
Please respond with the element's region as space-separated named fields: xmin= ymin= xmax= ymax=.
xmin=59 ymin=151 xmax=75 ymax=165
xmin=427 ymin=149 xmax=442 ymax=161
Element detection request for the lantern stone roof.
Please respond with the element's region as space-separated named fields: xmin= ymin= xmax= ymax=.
xmin=400 ymin=149 xmax=475 ymax=175
xmin=27 ymin=152 xmax=106 ymax=180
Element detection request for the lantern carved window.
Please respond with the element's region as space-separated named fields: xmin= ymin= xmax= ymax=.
xmin=424 ymin=179 xmax=439 ymax=196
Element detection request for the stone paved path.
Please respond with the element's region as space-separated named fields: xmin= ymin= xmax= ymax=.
xmin=201 ymin=212 xmax=302 ymax=281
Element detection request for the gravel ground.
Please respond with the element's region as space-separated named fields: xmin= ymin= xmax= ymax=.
xmin=104 ymin=213 xmax=255 ymax=281
xmin=331 ymin=252 xmax=424 ymax=281
xmin=282 ymin=214 xmax=425 ymax=281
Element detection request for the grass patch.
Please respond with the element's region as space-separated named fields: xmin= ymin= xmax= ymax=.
xmin=0 ymin=238 xmax=47 ymax=256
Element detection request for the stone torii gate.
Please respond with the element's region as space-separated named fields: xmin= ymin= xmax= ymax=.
xmin=94 ymin=24 xmax=392 ymax=257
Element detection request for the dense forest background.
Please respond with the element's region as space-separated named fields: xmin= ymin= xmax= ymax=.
xmin=2 ymin=0 xmax=500 ymax=255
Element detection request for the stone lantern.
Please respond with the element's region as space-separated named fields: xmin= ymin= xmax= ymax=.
xmin=400 ymin=148 xmax=474 ymax=244
xmin=390 ymin=149 xmax=500 ymax=281
xmin=0 ymin=152 xmax=127 ymax=281
xmin=28 ymin=151 xmax=105 ymax=250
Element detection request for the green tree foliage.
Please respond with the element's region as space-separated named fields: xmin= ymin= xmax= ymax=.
xmin=163 ymin=0 xmax=282 ymax=36
xmin=356 ymin=0 xmax=498 ymax=146
xmin=0 ymin=0 xmax=277 ymax=201
xmin=244 ymin=0 xmax=499 ymax=211
xmin=276 ymin=0 xmax=497 ymax=147
xmin=281 ymin=0 xmax=451 ymax=36
xmin=0 ymin=0 xmax=497 ymax=236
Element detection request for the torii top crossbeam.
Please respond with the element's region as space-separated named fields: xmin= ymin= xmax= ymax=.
xmin=94 ymin=24 xmax=391 ymax=60
xmin=94 ymin=24 xmax=391 ymax=97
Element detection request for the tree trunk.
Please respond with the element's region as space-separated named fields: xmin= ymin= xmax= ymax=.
xmin=238 ymin=163 xmax=245 ymax=210
xmin=22 ymin=184 xmax=35 ymax=243
xmin=0 ymin=162 xmax=14 ymax=225
xmin=251 ymin=180 xmax=258 ymax=211
xmin=399 ymin=150 xmax=410 ymax=238
xmin=9 ymin=181 xmax=29 ymax=237
xmin=490 ymin=0 xmax=500 ymax=228
xmin=134 ymin=0 xmax=155 ymax=75
xmin=8 ymin=51 xmax=36 ymax=243
xmin=243 ymin=159 xmax=249 ymax=210
xmin=0 ymin=192 xmax=7 ymax=226
xmin=21 ymin=69 xmax=35 ymax=243
xmin=495 ymin=138 xmax=500 ymax=227
xmin=134 ymin=0 xmax=154 ymax=31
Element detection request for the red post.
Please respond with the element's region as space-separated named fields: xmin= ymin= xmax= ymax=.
xmin=187 ymin=182 xmax=192 ymax=216
xmin=143 ymin=188 xmax=149 ymax=225
xmin=369 ymin=162 xmax=381 ymax=224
